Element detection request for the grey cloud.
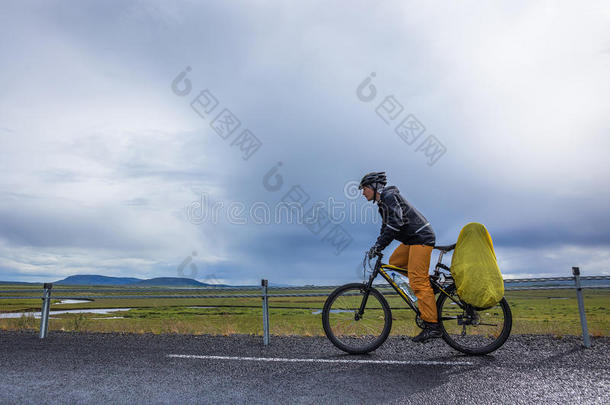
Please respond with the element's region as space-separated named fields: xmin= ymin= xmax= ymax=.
xmin=123 ymin=198 xmax=149 ymax=207
xmin=35 ymin=169 xmax=84 ymax=183
xmin=0 ymin=197 xmax=191 ymax=254
xmin=1 ymin=1 xmax=609 ymax=282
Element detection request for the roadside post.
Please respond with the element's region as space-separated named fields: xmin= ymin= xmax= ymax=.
xmin=39 ymin=283 xmax=53 ymax=339
xmin=572 ymin=267 xmax=591 ymax=348
xmin=261 ymin=279 xmax=270 ymax=346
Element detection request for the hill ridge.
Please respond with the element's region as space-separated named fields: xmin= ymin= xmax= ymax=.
xmin=54 ymin=274 xmax=229 ymax=287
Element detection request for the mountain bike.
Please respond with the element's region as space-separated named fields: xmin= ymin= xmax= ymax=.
xmin=322 ymin=244 xmax=512 ymax=355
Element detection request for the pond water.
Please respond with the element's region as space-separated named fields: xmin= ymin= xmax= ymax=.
xmin=0 ymin=308 xmax=133 ymax=319
xmin=311 ymin=309 xmax=353 ymax=315
xmin=53 ymin=299 xmax=93 ymax=304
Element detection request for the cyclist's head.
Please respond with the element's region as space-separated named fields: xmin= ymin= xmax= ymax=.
xmin=358 ymin=171 xmax=386 ymax=191
xmin=358 ymin=171 xmax=386 ymax=202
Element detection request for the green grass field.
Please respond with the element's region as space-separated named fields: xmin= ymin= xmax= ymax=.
xmin=1 ymin=285 xmax=608 ymax=337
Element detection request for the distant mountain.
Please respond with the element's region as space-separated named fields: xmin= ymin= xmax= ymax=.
xmin=0 ymin=280 xmax=39 ymax=285
xmin=504 ymin=278 xmax=610 ymax=288
xmin=56 ymin=275 xmax=143 ymax=285
xmin=269 ymin=282 xmax=296 ymax=287
xmin=136 ymin=277 xmax=229 ymax=287
xmin=53 ymin=274 xmax=231 ymax=287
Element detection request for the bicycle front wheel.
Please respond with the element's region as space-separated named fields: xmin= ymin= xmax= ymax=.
xmin=437 ymin=284 xmax=512 ymax=355
xmin=322 ymin=283 xmax=392 ymax=354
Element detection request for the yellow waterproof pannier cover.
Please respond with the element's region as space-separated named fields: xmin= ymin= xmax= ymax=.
xmin=450 ymin=222 xmax=504 ymax=309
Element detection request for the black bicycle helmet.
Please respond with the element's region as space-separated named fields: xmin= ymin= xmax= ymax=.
xmin=358 ymin=171 xmax=387 ymax=203
xmin=358 ymin=171 xmax=387 ymax=190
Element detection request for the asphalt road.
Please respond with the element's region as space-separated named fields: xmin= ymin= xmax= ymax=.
xmin=0 ymin=331 xmax=608 ymax=404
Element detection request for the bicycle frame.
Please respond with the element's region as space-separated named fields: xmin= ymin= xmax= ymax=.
xmin=324 ymin=248 xmax=512 ymax=356
xmin=358 ymin=252 xmax=465 ymax=319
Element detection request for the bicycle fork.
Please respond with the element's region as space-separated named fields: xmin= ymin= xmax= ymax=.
xmin=355 ymin=273 xmax=376 ymax=321
xmin=355 ymin=256 xmax=382 ymax=320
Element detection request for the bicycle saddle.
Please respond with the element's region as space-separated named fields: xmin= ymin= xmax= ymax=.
xmin=433 ymin=243 xmax=456 ymax=252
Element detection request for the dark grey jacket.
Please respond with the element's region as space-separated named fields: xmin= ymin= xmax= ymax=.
xmin=374 ymin=186 xmax=436 ymax=250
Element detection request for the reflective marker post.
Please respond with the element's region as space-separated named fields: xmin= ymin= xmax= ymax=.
xmin=261 ymin=279 xmax=270 ymax=346
xmin=39 ymin=283 xmax=53 ymax=339
xmin=572 ymin=267 xmax=591 ymax=348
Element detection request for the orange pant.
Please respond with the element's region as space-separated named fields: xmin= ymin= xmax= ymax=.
xmin=389 ymin=244 xmax=437 ymax=323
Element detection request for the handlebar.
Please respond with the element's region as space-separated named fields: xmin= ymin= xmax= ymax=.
xmin=362 ymin=250 xmax=383 ymax=276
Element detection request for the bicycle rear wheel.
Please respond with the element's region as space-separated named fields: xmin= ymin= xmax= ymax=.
xmin=322 ymin=283 xmax=392 ymax=354
xmin=437 ymin=284 xmax=512 ymax=355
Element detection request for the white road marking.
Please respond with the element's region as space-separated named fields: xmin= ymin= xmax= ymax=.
xmin=168 ymin=354 xmax=473 ymax=366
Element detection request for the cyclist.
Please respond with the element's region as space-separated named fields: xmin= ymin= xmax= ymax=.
xmin=358 ymin=171 xmax=441 ymax=343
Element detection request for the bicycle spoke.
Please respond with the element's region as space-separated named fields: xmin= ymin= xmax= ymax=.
xmin=323 ymin=284 xmax=391 ymax=353
xmin=438 ymin=286 xmax=512 ymax=355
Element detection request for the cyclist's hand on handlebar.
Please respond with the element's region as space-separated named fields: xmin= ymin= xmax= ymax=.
xmin=368 ymin=244 xmax=381 ymax=260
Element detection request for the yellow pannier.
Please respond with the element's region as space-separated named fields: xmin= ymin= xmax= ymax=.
xmin=450 ymin=223 xmax=504 ymax=309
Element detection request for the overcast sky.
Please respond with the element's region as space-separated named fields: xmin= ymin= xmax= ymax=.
xmin=1 ymin=0 xmax=609 ymax=284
